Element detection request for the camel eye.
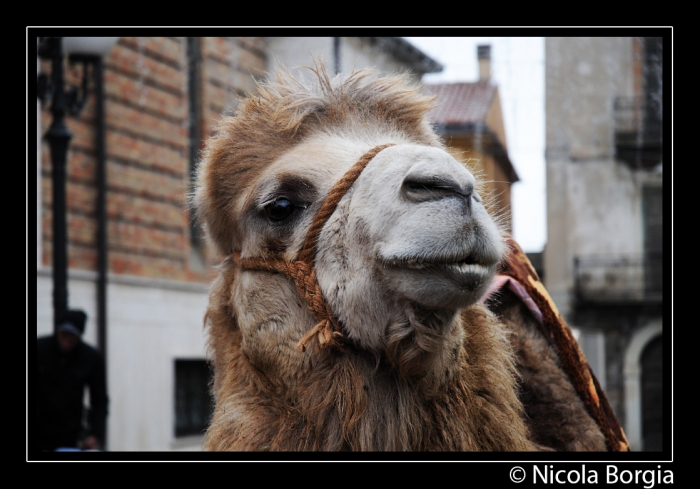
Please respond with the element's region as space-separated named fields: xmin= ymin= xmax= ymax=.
xmin=264 ymin=198 xmax=295 ymax=221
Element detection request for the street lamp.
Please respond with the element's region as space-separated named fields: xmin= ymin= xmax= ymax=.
xmin=37 ymin=36 xmax=117 ymax=334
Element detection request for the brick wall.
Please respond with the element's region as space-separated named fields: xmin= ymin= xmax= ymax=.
xmin=200 ymin=37 xmax=266 ymax=132
xmin=40 ymin=37 xmax=266 ymax=283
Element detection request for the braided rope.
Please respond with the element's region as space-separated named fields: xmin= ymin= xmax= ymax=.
xmin=297 ymin=143 xmax=396 ymax=265
xmin=233 ymin=143 xmax=396 ymax=353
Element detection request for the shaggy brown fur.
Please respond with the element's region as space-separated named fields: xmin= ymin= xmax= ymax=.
xmin=204 ymin=260 xmax=533 ymax=451
xmin=489 ymin=287 xmax=607 ymax=451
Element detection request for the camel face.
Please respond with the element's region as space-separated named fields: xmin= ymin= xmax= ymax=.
xmin=234 ymin=132 xmax=503 ymax=354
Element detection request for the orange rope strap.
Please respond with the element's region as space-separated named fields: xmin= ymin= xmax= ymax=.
xmin=233 ymin=143 xmax=395 ymax=353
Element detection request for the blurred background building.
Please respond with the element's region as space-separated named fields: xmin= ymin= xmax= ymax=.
xmin=544 ymin=37 xmax=664 ymax=452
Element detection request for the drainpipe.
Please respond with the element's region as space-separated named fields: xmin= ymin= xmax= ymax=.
xmin=187 ymin=37 xmax=201 ymax=248
xmin=333 ymin=37 xmax=341 ymax=75
xmin=95 ymin=56 xmax=108 ymax=362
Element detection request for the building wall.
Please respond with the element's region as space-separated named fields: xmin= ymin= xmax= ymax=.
xmin=544 ymin=37 xmax=637 ymax=313
xmin=104 ymin=277 xmax=209 ymax=451
xmin=265 ymin=37 xmax=334 ymax=76
xmin=484 ymin=87 xmax=508 ymax=151
xmin=543 ymin=36 xmax=664 ymax=450
xmin=342 ymin=37 xmax=425 ymax=83
xmin=265 ymin=37 xmax=424 ymax=83
xmin=484 ymin=88 xmax=513 ymax=231
xmin=41 ymin=38 xmax=193 ymax=280
xmin=199 ymin=37 xmax=267 ymax=136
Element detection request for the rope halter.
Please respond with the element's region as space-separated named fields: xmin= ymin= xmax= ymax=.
xmin=231 ymin=143 xmax=396 ymax=353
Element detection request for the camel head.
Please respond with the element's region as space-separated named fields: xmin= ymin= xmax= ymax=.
xmin=195 ymin=64 xmax=504 ymax=363
xmin=193 ymin=65 xmax=526 ymax=451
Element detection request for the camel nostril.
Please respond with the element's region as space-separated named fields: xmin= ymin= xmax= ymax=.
xmin=401 ymin=152 xmax=477 ymax=204
xmin=402 ymin=176 xmax=474 ymax=203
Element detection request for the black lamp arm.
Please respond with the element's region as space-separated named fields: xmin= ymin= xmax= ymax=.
xmin=36 ymin=37 xmax=95 ymax=117
xmin=65 ymin=57 xmax=93 ymax=116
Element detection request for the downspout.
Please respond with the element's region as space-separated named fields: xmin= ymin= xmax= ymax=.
xmin=87 ymin=53 xmax=109 ymax=451
xmin=333 ymin=37 xmax=341 ymax=75
xmin=95 ymin=56 xmax=108 ymax=362
xmin=187 ymin=37 xmax=202 ymax=248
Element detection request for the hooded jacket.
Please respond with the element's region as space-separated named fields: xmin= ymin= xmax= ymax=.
xmin=36 ymin=334 xmax=108 ymax=451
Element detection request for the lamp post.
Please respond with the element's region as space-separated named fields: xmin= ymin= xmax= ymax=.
xmin=37 ymin=36 xmax=117 ymax=336
xmin=39 ymin=37 xmax=72 ymax=332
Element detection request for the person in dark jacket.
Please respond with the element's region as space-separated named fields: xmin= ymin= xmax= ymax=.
xmin=36 ymin=310 xmax=108 ymax=451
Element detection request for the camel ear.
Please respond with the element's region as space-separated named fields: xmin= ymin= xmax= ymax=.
xmin=192 ymin=132 xmax=253 ymax=257
xmin=191 ymin=171 xmax=235 ymax=257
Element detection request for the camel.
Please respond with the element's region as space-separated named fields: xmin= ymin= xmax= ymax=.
xmin=193 ymin=63 xmax=629 ymax=451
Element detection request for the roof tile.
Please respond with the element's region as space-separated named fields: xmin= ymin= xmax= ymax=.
xmin=423 ymin=82 xmax=496 ymax=126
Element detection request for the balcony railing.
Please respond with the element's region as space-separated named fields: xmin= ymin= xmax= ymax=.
xmin=614 ymin=95 xmax=662 ymax=169
xmin=574 ymin=253 xmax=662 ymax=304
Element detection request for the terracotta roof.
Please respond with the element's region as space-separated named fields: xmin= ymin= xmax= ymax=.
xmin=423 ymin=81 xmax=519 ymax=184
xmin=423 ymin=82 xmax=496 ymax=126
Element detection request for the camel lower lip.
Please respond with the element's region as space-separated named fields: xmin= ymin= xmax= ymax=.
xmin=385 ymin=259 xmax=492 ymax=273
xmin=381 ymin=259 xmax=495 ymax=303
xmin=384 ymin=259 xmax=495 ymax=288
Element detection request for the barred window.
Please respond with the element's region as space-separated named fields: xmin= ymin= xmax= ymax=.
xmin=174 ymin=359 xmax=213 ymax=438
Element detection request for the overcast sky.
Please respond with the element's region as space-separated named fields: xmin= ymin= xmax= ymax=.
xmin=405 ymin=37 xmax=546 ymax=253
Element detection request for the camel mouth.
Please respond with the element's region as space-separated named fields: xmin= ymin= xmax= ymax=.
xmin=381 ymin=253 xmax=498 ymax=292
xmin=384 ymin=253 xmax=493 ymax=271
xmin=378 ymin=253 xmax=498 ymax=307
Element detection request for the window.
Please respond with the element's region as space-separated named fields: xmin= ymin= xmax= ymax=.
xmin=642 ymin=185 xmax=662 ymax=298
xmin=174 ymin=359 xmax=214 ymax=437
xmin=641 ymin=336 xmax=663 ymax=451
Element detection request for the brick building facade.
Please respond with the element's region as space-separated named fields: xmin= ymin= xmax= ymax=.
xmin=39 ymin=37 xmax=267 ymax=283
